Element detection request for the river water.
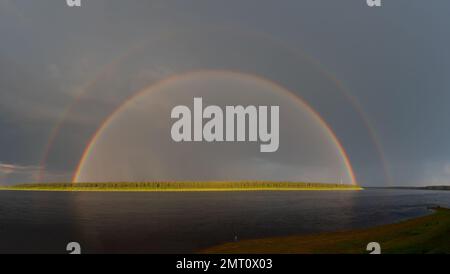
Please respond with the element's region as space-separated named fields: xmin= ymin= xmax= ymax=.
xmin=0 ymin=189 xmax=449 ymax=253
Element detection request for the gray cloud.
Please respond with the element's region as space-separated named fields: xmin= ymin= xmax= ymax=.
xmin=0 ymin=162 xmax=71 ymax=185
xmin=0 ymin=162 xmax=40 ymax=175
xmin=1 ymin=0 xmax=450 ymax=186
xmin=0 ymin=162 xmax=40 ymax=185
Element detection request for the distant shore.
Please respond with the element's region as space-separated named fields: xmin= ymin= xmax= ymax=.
xmin=0 ymin=182 xmax=362 ymax=192
xmin=201 ymin=207 xmax=450 ymax=254
xmin=367 ymin=186 xmax=450 ymax=191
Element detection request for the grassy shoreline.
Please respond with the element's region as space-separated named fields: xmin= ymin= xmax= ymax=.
xmin=0 ymin=182 xmax=362 ymax=192
xmin=201 ymin=207 xmax=450 ymax=254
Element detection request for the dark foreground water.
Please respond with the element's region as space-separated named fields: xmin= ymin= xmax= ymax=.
xmin=0 ymin=189 xmax=449 ymax=253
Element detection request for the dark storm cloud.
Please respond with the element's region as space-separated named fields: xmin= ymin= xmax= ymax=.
xmin=0 ymin=0 xmax=449 ymax=186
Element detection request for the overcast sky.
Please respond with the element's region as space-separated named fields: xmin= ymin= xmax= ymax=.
xmin=1 ymin=0 xmax=450 ymax=186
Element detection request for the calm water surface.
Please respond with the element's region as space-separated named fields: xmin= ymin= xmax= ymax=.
xmin=0 ymin=189 xmax=449 ymax=253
